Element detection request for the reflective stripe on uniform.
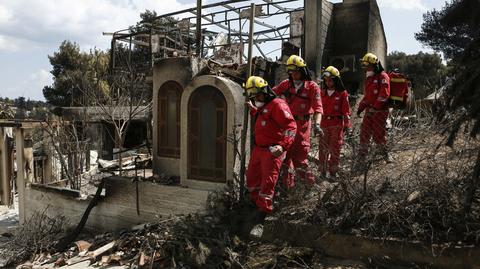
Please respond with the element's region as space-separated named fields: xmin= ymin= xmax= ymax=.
xmin=390 ymin=96 xmax=404 ymax=101
xmin=390 ymin=78 xmax=407 ymax=83
xmin=259 ymin=193 xmax=273 ymax=200
xmin=248 ymin=186 xmax=260 ymax=192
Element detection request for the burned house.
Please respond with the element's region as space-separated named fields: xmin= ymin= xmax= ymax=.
xmin=0 ymin=0 xmax=386 ymax=232
xmin=58 ymin=106 xmax=151 ymax=160
xmin=150 ymin=0 xmax=387 ymax=189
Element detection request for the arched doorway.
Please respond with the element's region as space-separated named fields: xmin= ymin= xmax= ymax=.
xmin=157 ymin=81 xmax=183 ymax=158
xmin=188 ymin=86 xmax=227 ymax=182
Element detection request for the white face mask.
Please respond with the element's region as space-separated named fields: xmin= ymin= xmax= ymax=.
xmin=255 ymin=101 xmax=265 ymax=108
xmin=293 ymin=80 xmax=303 ymax=91
xmin=366 ymin=71 xmax=375 ymax=77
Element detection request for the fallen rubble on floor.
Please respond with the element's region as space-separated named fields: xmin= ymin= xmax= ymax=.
xmin=10 ymin=190 xmax=372 ymax=269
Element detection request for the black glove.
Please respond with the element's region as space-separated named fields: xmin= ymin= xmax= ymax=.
xmin=313 ymin=123 xmax=324 ymax=137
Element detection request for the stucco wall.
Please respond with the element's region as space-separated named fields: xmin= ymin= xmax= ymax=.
xmin=152 ymin=57 xmax=205 ymax=177
xmin=24 ymin=177 xmax=210 ymax=232
xmin=180 ymin=75 xmax=245 ymax=191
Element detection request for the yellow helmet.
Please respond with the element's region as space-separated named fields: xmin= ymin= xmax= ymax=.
xmin=244 ymin=76 xmax=269 ymax=97
xmin=286 ymin=55 xmax=306 ymax=71
xmin=323 ymin=66 xmax=341 ymax=78
xmin=361 ymin=52 xmax=378 ymax=67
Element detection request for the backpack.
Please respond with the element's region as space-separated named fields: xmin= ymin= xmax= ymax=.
xmin=386 ymin=71 xmax=410 ymax=109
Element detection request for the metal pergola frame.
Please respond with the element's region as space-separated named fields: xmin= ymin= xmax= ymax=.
xmin=108 ymin=0 xmax=304 ymax=73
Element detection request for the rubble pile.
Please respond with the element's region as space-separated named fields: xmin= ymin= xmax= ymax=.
xmin=11 ymin=191 xmax=362 ymax=269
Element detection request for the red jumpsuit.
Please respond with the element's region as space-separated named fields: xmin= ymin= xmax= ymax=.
xmin=319 ymin=90 xmax=351 ymax=175
xmin=358 ymin=72 xmax=390 ymax=156
xmin=273 ymin=79 xmax=323 ymax=187
xmin=247 ymin=98 xmax=297 ymax=213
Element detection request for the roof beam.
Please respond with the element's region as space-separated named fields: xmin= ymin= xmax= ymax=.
xmin=142 ymin=0 xmax=251 ymax=23
xmin=222 ymin=4 xmax=277 ymax=30
xmin=262 ymin=0 xmax=289 ymax=12
xmin=189 ymin=10 xmax=249 ymax=36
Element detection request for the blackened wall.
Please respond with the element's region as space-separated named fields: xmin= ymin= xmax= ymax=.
xmin=322 ymin=0 xmax=387 ymax=98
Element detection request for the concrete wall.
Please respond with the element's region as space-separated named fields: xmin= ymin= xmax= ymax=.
xmin=152 ymin=57 xmax=205 ymax=176
xmin=0 ymin=128 xmax=13 ymax=205
xmin=305 ymin=0 xmax=332 ymax=77
xmin=24 ymin=176 xmax=210 ymax=232
xmin=180 ymin=75 xmax=245 ymax=191
xmin=323 ymin=0 xmax=387 ymax=97
xmin=325 ymin=1 xmax=370 ymax=96
xmin=367 ymin=0 xmax=387 ymax=65
xmin=263 ymin=220 xmax=480 ymax=269
xmin=319 ymin=0 xmax=334 ymax=74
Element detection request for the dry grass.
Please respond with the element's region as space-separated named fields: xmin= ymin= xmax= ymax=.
xmin=275 ymin=110 xmax=480 ymax=245
xmin=0 ymin=208 xmax=67 ymax=266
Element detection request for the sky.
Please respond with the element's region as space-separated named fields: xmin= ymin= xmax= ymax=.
xmin=0 ymin=0 xmax=446 ymax=101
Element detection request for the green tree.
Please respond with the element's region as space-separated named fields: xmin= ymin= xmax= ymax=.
xmin=416 ymin=0 xmax=480 ymax=215
xmin=387 ymin=51 xmax=448 ymax=99
xmin=415 ymin=0 xmax=479 ymax=61
xmin=415 ymin=0 xmax=480 ymax=137
xmin=14 ymin=97 xmax=27 ymax=119
xmin=43 ymin=41 xmax=110 ymax=107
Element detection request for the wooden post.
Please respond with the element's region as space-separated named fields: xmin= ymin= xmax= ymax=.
xmin=15 ymin=128 xmax=26 ymax=224
xmin=0 ymin=128 xmax=11 ymax=206
xmin=239 ymin=3 xmax=256 ymax=202
xmin=196 ymin=0 xmax=202 ymax=56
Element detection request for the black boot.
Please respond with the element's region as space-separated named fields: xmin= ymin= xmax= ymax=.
xmin=249 ymin=211 xmax=267 ymax=239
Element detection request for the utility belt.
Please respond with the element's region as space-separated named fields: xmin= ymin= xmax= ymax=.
xmin=293 ymin=114 xmax=311 ymax=121
xmin=323 ymin=115 xmax=345 ymax=120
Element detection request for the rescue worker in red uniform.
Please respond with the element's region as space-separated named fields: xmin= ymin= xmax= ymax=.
xmin=357 ymin=52 xmax=392 ymax=162
xmin=318 ymin=66 xmax=351 ymax=178
xmin=273 ymin=55 xmax=323 ymax=188
xmin=245 ymin=76 xmax=297 ymax=215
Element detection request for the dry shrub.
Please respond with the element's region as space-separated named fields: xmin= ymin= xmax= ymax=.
xmin=0 ymin=208 xmax=67 ymax=266
xmin=308 ymin=110 xmax=480 ymax=245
